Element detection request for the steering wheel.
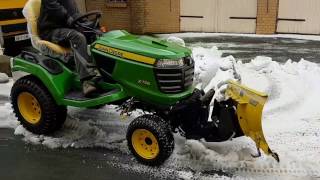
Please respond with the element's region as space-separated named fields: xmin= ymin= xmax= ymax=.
xmin=71 ymin=11 xmax=102 ymax=31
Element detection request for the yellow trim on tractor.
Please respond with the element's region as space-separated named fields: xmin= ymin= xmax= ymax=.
xmin=94 ymin=44 xmax=156 ymax=65
xmin=0 ymin=19 xmax=27 ymax=26
xmin=0 ymin=0 xmax=27 ymax=10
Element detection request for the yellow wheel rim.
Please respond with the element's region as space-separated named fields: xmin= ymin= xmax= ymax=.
xmin=17 ymin=92 xmax=42 ymax=124
xmin=131 ymin=129 xmax=160 ymax=160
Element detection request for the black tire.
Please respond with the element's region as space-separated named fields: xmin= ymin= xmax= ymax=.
xmin=126 ymin=115 xmax=174 ymax=166
xmin=11 ymin=75 xmax=67 ymax=135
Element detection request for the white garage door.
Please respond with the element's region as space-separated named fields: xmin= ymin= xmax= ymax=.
xmin=277 ymin=0 xmax=320 ymax=34
xmin=180 ymin=0 xmax=257 ymax=33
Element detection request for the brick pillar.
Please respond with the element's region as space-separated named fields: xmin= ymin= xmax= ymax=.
xmin=143 ymin=0 xmax=180 ymax=34
xmin=256 ymin=0 xmax=279 ymax=34
xmin=130 ymin=0 xmax=145 ymax=34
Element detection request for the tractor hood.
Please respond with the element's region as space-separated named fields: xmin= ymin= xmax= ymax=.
xmin=94 ymin=30 xmax=192 ymax=59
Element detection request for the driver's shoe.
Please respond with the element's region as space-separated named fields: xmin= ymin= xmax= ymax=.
xmin=82 ymin=80 xmax=98 ymax=97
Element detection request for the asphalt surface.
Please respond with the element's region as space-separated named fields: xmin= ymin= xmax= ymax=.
xmin=1 ymin=35 xmax=320 ymax=180
xmin=183 ymin=35 xmax=320 ymax=63
xmin=0 ymin=129 xmax=152 ymax=180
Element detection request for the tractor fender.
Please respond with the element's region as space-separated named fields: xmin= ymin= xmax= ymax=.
xmin=12 ymin=57 xmax=75 ymax=105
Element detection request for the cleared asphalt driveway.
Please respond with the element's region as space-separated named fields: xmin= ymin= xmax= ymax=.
xmin=181 ymin=35 xmax=320 ymax=63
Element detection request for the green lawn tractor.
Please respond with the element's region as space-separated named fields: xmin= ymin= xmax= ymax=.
xmin=10 ymin=8 xmax=279 ymax=166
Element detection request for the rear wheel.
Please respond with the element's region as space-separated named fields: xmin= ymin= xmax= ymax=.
xmin=11 ymin=76 xmax=67 ymax=135
xmin=126 ymin=115 xmax=174 ymax=166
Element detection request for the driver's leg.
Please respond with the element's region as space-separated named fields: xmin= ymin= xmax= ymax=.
xmin=49 ymin=28 xmax=99 ymax=96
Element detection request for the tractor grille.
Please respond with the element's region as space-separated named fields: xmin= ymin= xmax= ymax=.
xmin=155 ymin=57 xmax=194 ymax=94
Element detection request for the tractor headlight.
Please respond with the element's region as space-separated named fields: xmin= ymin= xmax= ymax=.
xmin=156 ymin=59 xmax=184 ymax=68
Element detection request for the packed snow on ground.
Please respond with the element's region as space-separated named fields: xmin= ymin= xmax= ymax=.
xmin=0 ymin=37 xmax=320 ymax=179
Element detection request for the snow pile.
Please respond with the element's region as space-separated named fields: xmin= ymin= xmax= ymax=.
xmin=8 ymin=106 xmax=133 ymax=151
xmin=168 ymin=37 xmax=240 ymax=101
xmin=167 ymin=36 xmax=186 ymax=47
xmin=14 ymin=117 xmax=106 ymax=149
xmin=163 ymin=37 xmax=320 ymax=178
xmin=0 ymin=103 xmax=19 ymax=128
xmin=1 ymin=37 xmax=320 ymax=179
xmin=0 ymin=73 xmax=9 ymax=84
xmin=168 ymin=45 xmax=320 ymax=179
xmin=0 ymin=80 xmax=15 ymax=128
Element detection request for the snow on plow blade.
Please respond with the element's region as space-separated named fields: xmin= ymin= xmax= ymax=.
xmin=226 ymin=80 xmax=279 ymax=162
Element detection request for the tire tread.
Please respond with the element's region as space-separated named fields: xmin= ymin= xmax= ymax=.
xmin=127 ymin=115 xmax=174 ymax=166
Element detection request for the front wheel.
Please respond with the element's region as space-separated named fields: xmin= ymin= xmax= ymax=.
xmin=126 ymin=115 xmax=174 ymax=166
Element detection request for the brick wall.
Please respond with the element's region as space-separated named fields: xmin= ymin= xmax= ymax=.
xmin=130 ymin=0 xmax=145 ymax=34
xmin=86 ymin=0 xmax=131 ymax=32
xmin=143 ymin=0 xmax=180 ymax=34
xmin=256 ymin=0 xmax=279 ymax=34
xmin=86 ymin=0 xmax=180 ymax=34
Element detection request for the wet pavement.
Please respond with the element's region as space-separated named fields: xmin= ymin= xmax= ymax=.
xmin=182 ymin=35 xmax=320 ymax=63
xmin=0 ymin=128 xmax=171 ymax=180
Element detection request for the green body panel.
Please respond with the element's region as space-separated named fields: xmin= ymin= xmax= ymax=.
xmin=12 ymin=30 xmax=194 ymax=107
xmin=12 ymin=57 xmax=75 ymax=101
xmin=91 ymin=30 xmax=194 ymax=105
xmin=91 ymin=49 xmax=193 ymax=105
xmin=96 ymin=30 xmax=192 ymax=59
xmin=12 ymin=57 xmax=128 ymax=107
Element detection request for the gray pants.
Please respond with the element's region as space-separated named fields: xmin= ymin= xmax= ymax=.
xmin=46 ymin=28 xmax=97 ymax=81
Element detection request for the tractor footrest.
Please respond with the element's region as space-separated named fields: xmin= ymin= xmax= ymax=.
xmin=64 ymin=88 xmax=119 ymax=101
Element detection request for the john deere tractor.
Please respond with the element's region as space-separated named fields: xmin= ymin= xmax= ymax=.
xmin=10 ymin=0 xmax=279 ymax=166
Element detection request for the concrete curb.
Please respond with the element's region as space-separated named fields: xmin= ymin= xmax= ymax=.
xmin=0 ymin=55 xmax=12 ymax=77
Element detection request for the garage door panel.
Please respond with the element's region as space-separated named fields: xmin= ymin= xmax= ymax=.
xmin=180 ymin=0 xmax=214 ymax=32
xmin=181 ymin=18 xmax=204 ymax=32
xmin=180 ymin=0 xmax=257 ymax=33
xmin=217 ymin=0 xmax=257 ymax=33
xmin=181 ymin=0 xmax=209 ymax=17
xmin=277 ymin=0 xmax=320 ymax=34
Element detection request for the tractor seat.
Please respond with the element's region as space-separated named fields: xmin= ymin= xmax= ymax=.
xmin=23 ymin=0 xmax=72 ymax=62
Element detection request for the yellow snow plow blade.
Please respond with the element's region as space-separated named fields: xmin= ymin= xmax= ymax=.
xmin=226 ymin=80 xmax=279 ymax=162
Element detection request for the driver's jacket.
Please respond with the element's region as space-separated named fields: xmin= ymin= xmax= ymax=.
xmin=38 ymin=0 xmax=80 ymax=40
